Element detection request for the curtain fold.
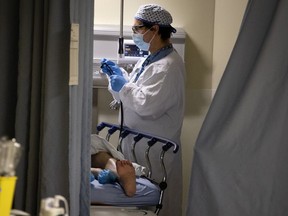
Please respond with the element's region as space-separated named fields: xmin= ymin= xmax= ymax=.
xmin=0 ymin=0 xmax=93 ymax=215
xmin=69 ymin=0 xmax=94 ymax=215
xmin=14 ymin=0 xmax=71 ymax=214
xmin=187 ymin=0 xmax=288 ymax=215
xmin=14 ymin=0 xmax=43 ymax=211
xmin=0 ymin=0 xmax=19 ymax=137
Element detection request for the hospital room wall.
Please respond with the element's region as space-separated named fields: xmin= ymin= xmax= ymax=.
xmin=93 ymin=0 xmax=247 ymax=214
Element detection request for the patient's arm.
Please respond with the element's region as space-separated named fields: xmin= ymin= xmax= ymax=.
xmin=91 ymin=151 xmax=117 ymax=173
xmin=91 ymin=151 xmax=136 ymax=197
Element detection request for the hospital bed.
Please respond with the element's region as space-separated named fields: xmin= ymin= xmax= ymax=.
xmin=90 ymin=122 xmax=179 ymax=215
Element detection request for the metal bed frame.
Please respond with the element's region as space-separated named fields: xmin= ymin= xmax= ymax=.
xmin=95 ymin=122 xmax=179 ymax=215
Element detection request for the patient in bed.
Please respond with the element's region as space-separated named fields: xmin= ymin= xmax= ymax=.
xmin=90 ymin=134 xmax=160 ymax=206
xmin=91 ymin=151 xmax=136 ymax=197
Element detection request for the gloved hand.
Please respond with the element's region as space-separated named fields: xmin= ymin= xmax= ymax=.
xmin=110 ymin=75 xmax=127 ymax=92
xmin=90 ymin=172 xmax=95 ymax=182
xmin=100 ymin=58 xmax=122 ymax=76
xmin=97 ymin=169 xmax=118 ymax=184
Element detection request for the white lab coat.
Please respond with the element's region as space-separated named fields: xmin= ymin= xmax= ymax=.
xmin=109 ymin=50 xmax=185 ymax=216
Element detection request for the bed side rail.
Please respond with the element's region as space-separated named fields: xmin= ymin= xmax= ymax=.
xmin=96 ymin=122 xmax=179 ymax=153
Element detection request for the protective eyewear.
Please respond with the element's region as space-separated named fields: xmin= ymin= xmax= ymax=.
xmin=132 ymin=25 xmax=145 ymax=33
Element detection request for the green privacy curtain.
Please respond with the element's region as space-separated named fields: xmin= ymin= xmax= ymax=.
xmin=187 ymin=0 xmax=288 ymax=215
xmin=0 ymin=0 xmax=93 ymax=215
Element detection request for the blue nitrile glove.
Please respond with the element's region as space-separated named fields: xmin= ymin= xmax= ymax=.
xmin=97 ymin=169 xmax=118 ymax=184
xmin=110 ymin=75 xmax=127 ymax=92
xmin=100 ymin=58 xmax=122 ymax=76
xmin=90 ymin=172 xmax=95 ymax=182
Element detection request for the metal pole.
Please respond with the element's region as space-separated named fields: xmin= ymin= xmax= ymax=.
xmin=118 ymin=0 xmax=124 ymax=58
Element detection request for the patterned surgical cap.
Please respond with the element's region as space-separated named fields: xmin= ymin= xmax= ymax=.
xmin=135 ymin=4 xmax=174 ymax=27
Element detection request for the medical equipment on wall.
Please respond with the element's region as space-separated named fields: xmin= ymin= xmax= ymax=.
xmin=93 ymin=25 xmax=186 ymax=88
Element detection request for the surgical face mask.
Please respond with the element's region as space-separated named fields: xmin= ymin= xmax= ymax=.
xmin=132 ymin=29 xmax=155 ymax=51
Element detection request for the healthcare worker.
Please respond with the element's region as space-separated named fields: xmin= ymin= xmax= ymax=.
xmin=101 ymin=4 xmax=185 ymax=216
